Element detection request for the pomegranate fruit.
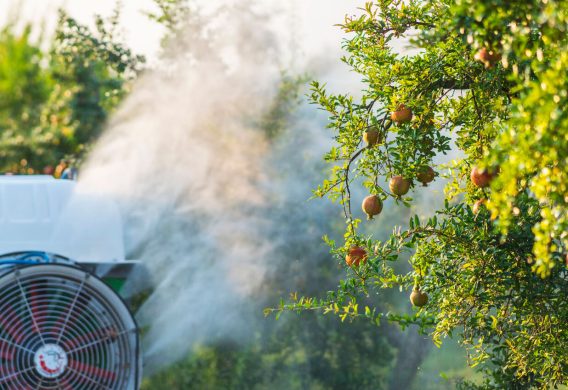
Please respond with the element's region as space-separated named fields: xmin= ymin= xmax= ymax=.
xmin=474 ymin=47 xmax=501 ymax=68
xmin=389 ymin=176 xmax=411 ymax=196
xmin=346 ymin=246 xmax=367 ymax=267
xmin=416 ymin=166 xmax=435 ymax=186
xmin=390 ymin=104 xmax=413 ymax=124
xmin=470 ymin=166 xmax=494 ymax=188
xmin=362 ymin=195 xmax=383 ymax=219
xmin=472 ymin=199 xmax=486 ymax=214
xmin=363 ymin=129 xmax=382 ymax=147
xmin=410 ymin=288 xmax=428 ymax=307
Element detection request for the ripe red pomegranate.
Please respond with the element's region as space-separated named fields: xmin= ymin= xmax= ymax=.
xmin=472 ymin=199 xmax=486 ymax=214
xmin=470 ymin=166 xmax=494 ymax=188
xmin=390 ymin=104 xmax=413 ymax=124
xmin=346 ymin=246 xmax=367 ymax=267
xmin=362 ymin=195 xmax=383 ymax=219
xmin=410 ymin=288 xmax=428 ymax=307
xmin=474 ymin=47 xmax=501 ymax=68
xmin=416 ymin=167 xmax=435 ymax=186
xmin=363 ymin=129 xmax=382 ymax=147
xmin=389 ymin=176 xmax=411 ymax=196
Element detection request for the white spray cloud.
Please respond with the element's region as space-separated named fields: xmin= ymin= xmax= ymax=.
xmin=76 ymin=0 xmax=361 ymax=371
xmin=77 ymin=5 xmax=276 ymax=369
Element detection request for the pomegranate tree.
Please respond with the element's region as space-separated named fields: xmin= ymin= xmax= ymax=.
xmin=274 ymin=1 xmax=568 ymax=386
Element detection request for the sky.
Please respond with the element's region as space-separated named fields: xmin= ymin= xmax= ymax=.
xmin=1 ymin=0 xmax=166 ymax=57
xmin=0 ymin=0 xmax=365 ymax=68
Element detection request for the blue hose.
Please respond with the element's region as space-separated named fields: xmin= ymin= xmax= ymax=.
xmin=0 ymin=260 xmax=45 ymax=266
xmin=0 ymin=252 xmax=53 ymax=267
xmin=18 ymin=252 xmax=51 ymax=262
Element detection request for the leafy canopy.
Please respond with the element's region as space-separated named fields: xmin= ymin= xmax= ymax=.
xmin=0 ymin=10 xmax=144 ymax=174
xmin=270 ymin=0 xmax=567 ymax=388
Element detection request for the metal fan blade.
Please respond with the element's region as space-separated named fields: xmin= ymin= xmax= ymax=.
xmin=49 ymin=289 xmax=87 ymax=339
xmin=0 ymin=307 xmax=26 ymax=343
xmin=0 ymin=339 xmax=15 ymax=360
xmin=63 ymin=326 xmax=118 ymax=350
xmin=68 ymin=359 xmax=117 ymax=382
xmin=0 ymin=367 xmax=33 ymax=388
xmin=27 ymin=282 xmax=45 ymax=334
xmin=57 ymin=377 xmax=74 ymax=390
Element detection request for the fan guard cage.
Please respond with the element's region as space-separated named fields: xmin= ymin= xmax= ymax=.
xmin=0 ymin=264 xmax=140 ymax=389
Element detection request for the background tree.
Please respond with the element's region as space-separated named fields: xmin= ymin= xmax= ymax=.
xmin=0 ymin=9 xmax=143 ymax=174
xmin=271 ymin=0 xmax=568 ymax=388
xmin=0 ymin=23 xmax=53 ymax=172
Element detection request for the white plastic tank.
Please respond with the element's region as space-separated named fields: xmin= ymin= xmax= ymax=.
xmin=0 ymin=175 xmax=125 ymax=262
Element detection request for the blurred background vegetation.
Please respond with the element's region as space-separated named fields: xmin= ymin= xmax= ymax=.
xmin=0 ymin=8 xmax=143 ymax=175
xmin=0 ymin=1 xmax=477 ymax=388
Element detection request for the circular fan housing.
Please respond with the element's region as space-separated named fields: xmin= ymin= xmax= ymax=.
xmin=0 ymin=264 xmax=140 ymax=389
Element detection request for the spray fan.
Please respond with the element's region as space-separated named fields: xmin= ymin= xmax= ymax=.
xmin=0 ymin=176 xmax=142 ymax=389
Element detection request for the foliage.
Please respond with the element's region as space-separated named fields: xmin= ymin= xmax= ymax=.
xmin=259 ymin=73 xmax=308 ymax=140
xmin=50 ymin=10 xmax=144 ymax=149
xmin=0 ymin=24 xmax=53 ymax=172
xmin=271 ymin=0 xmax=568 ymax=388
xmin=146 ymin=0 xmax=191 ymax=47
xmin=0 ymin=10 xmax=144 ymax=174
xmin=142 ymin=313 xmax=394 ymax=390
xmin=0 ymin=24 xmax=51 ymax=129
xmin=145 ymin=0 xmax=195 ymax=60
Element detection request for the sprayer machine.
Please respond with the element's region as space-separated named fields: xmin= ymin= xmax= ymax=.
xmin=0 ymin=175 xmax=141 ymax=389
